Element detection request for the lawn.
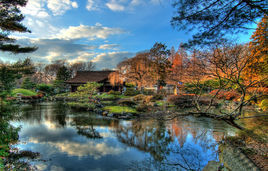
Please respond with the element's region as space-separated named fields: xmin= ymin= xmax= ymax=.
xmin=103 ymin=106 xmax=137 ymax=114
xmin=11 ymin=89 xmax=37 ymax=97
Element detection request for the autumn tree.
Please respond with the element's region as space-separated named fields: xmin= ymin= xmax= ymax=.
xmin=245 ymin=15 xmax=268 ymax=79
xmin=149 ymin=43 xmax=171 ymax=91
xmin=168 ymin=46 xmax=188 ymax=94
xmin=171 ymin=0 xmax=267 ymax=47
xmin=184 ymin=44 xmax=265 ymax=121
xmin=117 ymin=52 xmax=152 ymax=88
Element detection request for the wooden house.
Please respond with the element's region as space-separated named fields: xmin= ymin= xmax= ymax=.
xmin=65 ymin=71 xmax=122 ymax=92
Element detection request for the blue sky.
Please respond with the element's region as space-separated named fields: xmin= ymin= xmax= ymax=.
xmin=0 ymin=0 xmax=253 ymax=69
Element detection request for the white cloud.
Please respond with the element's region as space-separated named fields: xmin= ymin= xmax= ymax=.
xmin=99 ymin=44 xmax=120 ymax=50
xmin=55 ymin=24 xmax=125 ymax=40
xmin=86 ymin=0 xmax=101 ymax=11
xmin=92 ymin=51 xmax=134 ymax=69
xmin=47 ymin=0 xmax=78 ymax=16
xmin=106 ymin=0 xmax=125 ymax=11
xmin=21 ymin=0 xmax=49 ymax=18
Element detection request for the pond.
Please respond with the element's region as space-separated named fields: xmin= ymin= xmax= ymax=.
xmin=11 ymin=103 xmax=237 ymax=170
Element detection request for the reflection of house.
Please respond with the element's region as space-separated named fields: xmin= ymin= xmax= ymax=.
xmin=65 ymin=71 xmax=122 ymax=92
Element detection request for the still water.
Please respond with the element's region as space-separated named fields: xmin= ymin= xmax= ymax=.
xmin=12 ymin=103 xmax=237 ymax=170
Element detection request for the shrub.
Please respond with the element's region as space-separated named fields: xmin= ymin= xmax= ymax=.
xmin=108 ymin=90 xmax=121 ymax=95
xmin=133 ymin=94 xmax=153 ymax=103
xmin=143 ymin=89 xmax=155 ymax=95
xmin=67 ymin=102 xmax=95 ymax=110
xmin=167 ymin=95 xmax=194 ymax=108
xmin=136 ymin=104 xmax=149 ymax=112
xmin=36 ymin=83 xmax=54 ymax=95
xmin=124 ymin=88 xmax=140 ymax=96
xmin=117 ymin=99 xmax=137 ymax=107
xmin=210 ymin=89 xmax=240 ymax=101
xmin=152 ymin=94 xmax=164 ymax=101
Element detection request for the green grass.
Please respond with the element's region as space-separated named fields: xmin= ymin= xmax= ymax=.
xmin=103 ymin=106 xmax=137 ymax=114
xmin=12 ymin=89 xmax=37 ymax=97
xmin=95 ymin=93 xmax=129 ymax=100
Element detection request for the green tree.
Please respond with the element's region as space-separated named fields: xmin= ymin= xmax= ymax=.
xmin=56 ymin=66 xmax=71 ymax=81
xmin=149 ymin=43 xmax=171 ymax=92
xmin=74 ymin=82 xmax=102 ymax=98
xmin=171 ymin=0 xmax=267 ymax=47
xmin=0 ymin=0 xmax=37 ymax=53
xmin=21 ymin=77 xmax=35 ymax=89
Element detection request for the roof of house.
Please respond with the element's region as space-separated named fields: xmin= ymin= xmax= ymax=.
xmin=65 ymin=71 xmax=115 ymax=84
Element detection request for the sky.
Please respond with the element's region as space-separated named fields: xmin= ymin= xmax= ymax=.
xmin=0 ymin=0 xmax=253 ymax=70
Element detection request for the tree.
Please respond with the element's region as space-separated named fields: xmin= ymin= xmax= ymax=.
xmin=245 ymin=15 xmax=268 ymax=79
xmin=0 ymin=58 xmax=35 ymax=95
xmin=74 ymin=82 xmax=102 ymax=98
xmin=117 ymin=52 xmax=153 ymax=88
xmin=0 ymin=0 xmax=37 ymax=53
xmin=171 ymin=0 xmax=268 ymax=47
xmin=168 ymin=46 xmax=187 ymax=94
xmin=149 ymin=43 xmax=171 ymax=91
xmin=70 ymin=61 xmax=95 ymax=77
xmin=21 ymin=77 xmax=35 ymax=89
xmin=56 ymin=66 xmax=71 ymax=82
xmin=44 ymin=60 xmax=66 ymax=82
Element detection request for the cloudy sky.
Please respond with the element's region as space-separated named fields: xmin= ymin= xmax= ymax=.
xmin=0 ymin=0 xmax=252 ymax=70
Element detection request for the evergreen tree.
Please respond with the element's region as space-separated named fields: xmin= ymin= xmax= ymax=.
xmin=56 ymin=66 xmax=71 ymax=81
xmin=0 ymin=0 xmax=37 ymax=53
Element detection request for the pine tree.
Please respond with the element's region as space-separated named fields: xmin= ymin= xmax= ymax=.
xmin=0 ymin=0 xmax=37 ymax=53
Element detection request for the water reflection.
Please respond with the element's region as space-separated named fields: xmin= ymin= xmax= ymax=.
xmin=12 ymin=103 xmax=236 ymax=171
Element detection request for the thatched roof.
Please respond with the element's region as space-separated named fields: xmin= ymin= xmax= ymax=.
xmin=65 ymin=71 xmax=114 ymax=84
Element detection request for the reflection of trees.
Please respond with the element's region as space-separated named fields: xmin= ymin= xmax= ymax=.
xmin=121 ymin=117 xmax=234 ymax=170
xmin=20 ymin=103 xmax=68 ymax=128
xmin=114 ymin=118 xmax=173 ymax=161
xmin=72 ymin=115 xmax=119 ymax=139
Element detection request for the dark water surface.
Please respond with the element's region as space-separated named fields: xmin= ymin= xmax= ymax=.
xmin=11 ymin=103 xmax=237 ymax=171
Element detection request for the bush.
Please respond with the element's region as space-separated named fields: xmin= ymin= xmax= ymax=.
xmin=210 ymin=89 xmax=240 ymax=100
xmin=67 ymin=102 xmax=95 ymax=110
xmin=117 ymin=99 xmax=137 ymax=107
xmin=143 ymin=89 xmax=155 ymax=95
xmin=108 ymin=90 xmax=121 ymax=95
xmin=124 ymin=88 xmax=140 ymax=96
xmin=167 ymin=95 xmax=194 ymax=108
xmin=12 ymin=89 xmax=37 ymax=97
xmin=136 ymin=104 xmax=149 ymax=112
xmin=36 ymin=83 xmax=54 ymax=95
xmin=133 ymin=94 xmax=153 ymax=103
xmin=152 ymin=94 xmax=164 ymax=101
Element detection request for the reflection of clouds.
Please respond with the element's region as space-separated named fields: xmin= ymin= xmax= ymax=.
xmin=50 ymin=165 xmax=64 ymax=171
xmin=49 ymin=141 xmax=123 ymax=159
xmin=35 ymin=163 xmax=47 ymax=171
